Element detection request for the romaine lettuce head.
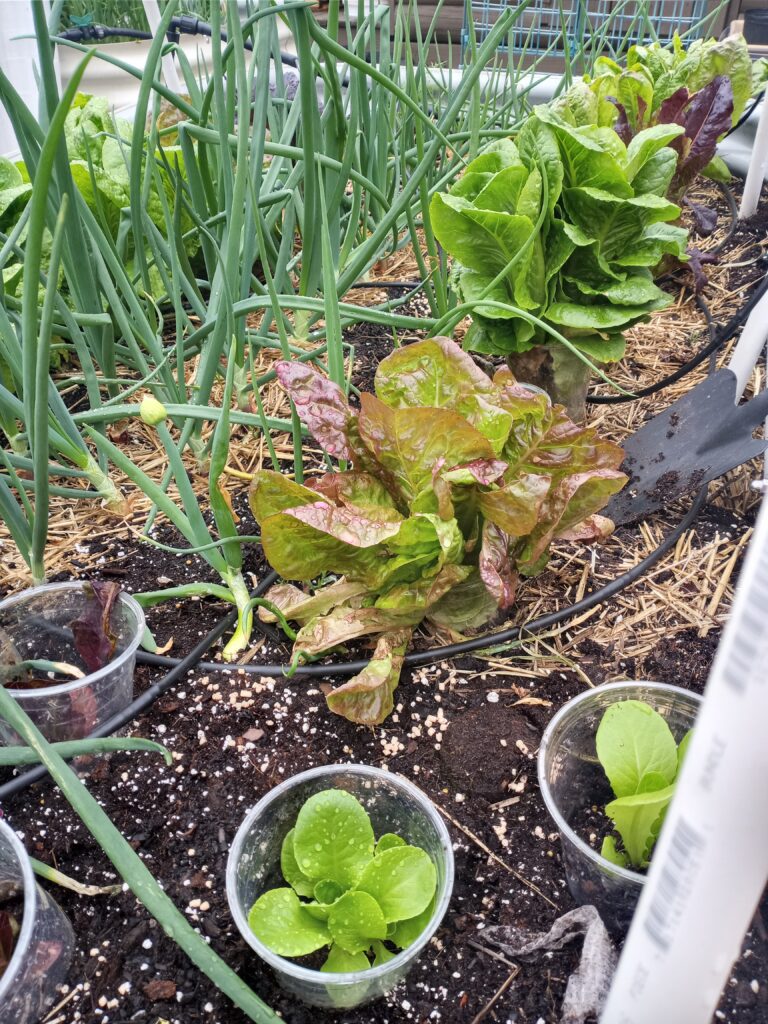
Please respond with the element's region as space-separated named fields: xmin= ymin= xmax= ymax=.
xmin=429 ymin=111 xmax=686 ymax=362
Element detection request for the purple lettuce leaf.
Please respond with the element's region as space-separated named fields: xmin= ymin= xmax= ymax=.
xmin=683 ymin=198 xmax=718 ymax=236
xmin=685 ymin=245 xmax=719 ymax=293
xmin=609 ymin=100 xmax=633 ymax=145
xmin=70 ymin=581 xmax=121 ymax=673
xmin=669 ymin=76 xmax=734 ymax=197
xmin=657 ymin=86 xmax=690 ymax=126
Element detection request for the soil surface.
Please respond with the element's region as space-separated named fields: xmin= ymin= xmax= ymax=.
xmin=2 ymin=192 xmax=768 ymax=1024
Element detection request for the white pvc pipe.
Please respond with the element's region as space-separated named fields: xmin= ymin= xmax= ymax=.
xmin=142 ymin=0 xmax=182 ymax=95
xmin=739 ymin=96 xmax=768 ymax=219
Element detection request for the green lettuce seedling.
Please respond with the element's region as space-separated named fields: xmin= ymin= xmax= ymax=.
xmin=595 ymin=699 xmax=692 ymax=869
xmin=247 ymin=790 xmax=437 ymax=971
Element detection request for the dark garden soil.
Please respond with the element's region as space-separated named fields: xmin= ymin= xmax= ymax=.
xmin=2 ymin=186 xmax=768 ymax=1024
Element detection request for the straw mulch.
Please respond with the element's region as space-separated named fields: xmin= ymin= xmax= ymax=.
xmin=1 ymin=181 xmax=766 ymax=685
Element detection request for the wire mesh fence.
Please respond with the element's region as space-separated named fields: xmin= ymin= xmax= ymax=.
xmin=462 ymin=0 xmax=714 ymax=58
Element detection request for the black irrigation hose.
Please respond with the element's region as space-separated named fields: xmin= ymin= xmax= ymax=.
xmin=0 ymin=576 xmax=272 ymax=801
xmin=56 ymin=17 xmax=293 ymax=63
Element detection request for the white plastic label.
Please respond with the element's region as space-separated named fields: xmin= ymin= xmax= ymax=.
xmin=601 ymin=496 xmax=768 ymax=1024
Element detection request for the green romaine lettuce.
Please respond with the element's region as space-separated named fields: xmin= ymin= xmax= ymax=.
xmin=429 ymin=108 xmax=686 ymax=364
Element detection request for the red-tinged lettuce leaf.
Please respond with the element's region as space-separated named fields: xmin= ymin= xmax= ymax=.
xmin=670 ymin=76 xmax=733 ymax=196
xmin=287 ymin=501 xmax=403 ymax=542
xmin=479 ymin=522 xmax=518 ymax=609
xmin=259 ymin=502 xmax=403 ymax=584
xmin=557 ymin=513 xmax=615 ymax=542
xmin=441 ymin=458 xmax=508 ymax=486
xmin=478 ymin=473 xmax=551 ymax=536
xmin=0 ymin=909 xmax=18 ymax=978
xmin=305 ymin=471 xmax=400 ymax=515
xmin=249 ymin=470 xmax=323 ymax=523
xmin=325 ymin=628 xmax=412 ymax=725
xmin=275 ymin=360 xmax=357 ymax=461
xmin=427 ymin=569 xmax=501 ymax=631
xmin=515 ymin=468 xmax=626 ymax=574
xmin=373 ymin=337 xmax=513 ymax=453
xmin=70 ymin=581 xmax=121 ymax=673
xmin=294 ymin=605 xmax=422 ymax=655
xmin=257 ymin=580 xmax=370 ymax=626
xmin=357 ymin=394 xmax=495 ymax=506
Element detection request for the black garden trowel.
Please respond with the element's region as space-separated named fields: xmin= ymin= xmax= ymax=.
xmin=605 ymin=286 xmax=768 ymax=526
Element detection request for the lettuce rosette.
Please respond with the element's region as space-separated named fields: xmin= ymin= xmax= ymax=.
xmin=429 ymin=112 xmax=688 ymax=373
xmin=249 ymin=338 xmax=626 ymax=725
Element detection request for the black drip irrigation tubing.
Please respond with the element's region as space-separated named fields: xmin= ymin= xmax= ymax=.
xmin=56 ymin=17 xmax=342 ymax=83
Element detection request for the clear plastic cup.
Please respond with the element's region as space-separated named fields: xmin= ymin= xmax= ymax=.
xmin=0 ymin=817 xmax=73 ymax=1023
xmin=537 ymin=681 xmax=702 ymax=935
xmin=0 ymin=582 xmax=145 ymax=746
xmin=226 ymin=764 xmax=454 ymax=1009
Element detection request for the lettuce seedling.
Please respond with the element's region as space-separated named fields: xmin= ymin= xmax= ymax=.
xmin=595 ymin=699 xmax=692 ymax=869
xmin=250 ymin=337 xmax=626 ymax=724
xmin=247 ymin=790 xmax=437 ymax=970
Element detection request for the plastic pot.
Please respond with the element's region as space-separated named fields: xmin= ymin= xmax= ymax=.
xmin=0 ymin=582 xmax=145 ymax=746
xmin=507 ymin=344 xmax=591 ymax=421
xmin=537 ymin=681 xmax=702 ymax=935
xmin=226 ymin=764 xmax=454 ymax=1009
xmin=0 ymin=817 xmax=73 ymax=1023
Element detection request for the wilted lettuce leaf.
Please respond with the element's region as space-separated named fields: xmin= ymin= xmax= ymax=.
xmin=253 ymin=339 xmax=626 ymax=723
xmin=326 ymin=629 xmax=412 ymax=725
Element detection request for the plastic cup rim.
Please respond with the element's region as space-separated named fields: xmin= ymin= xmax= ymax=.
xmin=226 ymin=762 xmax=455 ymax=985
xmin=0 ymin=581 xmax=145 ymax=700
xmin=537 ymin=679 xmax=703 ymax=886
xmin=0 ymin=817 xmax=38 ymax=1003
